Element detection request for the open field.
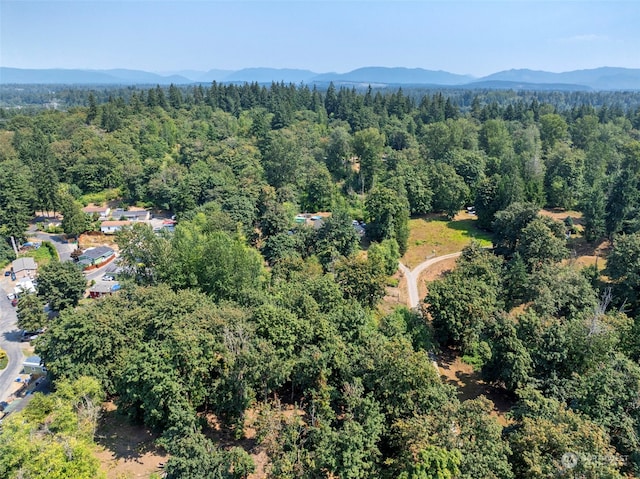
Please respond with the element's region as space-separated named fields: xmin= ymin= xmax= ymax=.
xmin=401 ymin=212 xmax=493 ymax=269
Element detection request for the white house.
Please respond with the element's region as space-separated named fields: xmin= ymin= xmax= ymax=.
xmin=100 ymin=220 xmax=132 ymax=234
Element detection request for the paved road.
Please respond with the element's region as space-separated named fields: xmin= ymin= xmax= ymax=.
xmin=399 ymin=252 xmax=463 ymax=308
xmin=27 ymin=230 xmax=76 ymax=262
xmin=26 ymin=226 xmax=114 ymax=281
xmin=85 ymin=259 xmax=118 ymax=281
xmin=0 ymin=292 xmax=23 ymax=403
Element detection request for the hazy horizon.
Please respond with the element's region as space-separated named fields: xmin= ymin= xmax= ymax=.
xmin=2 ymin=1 xmax=639 ymax=77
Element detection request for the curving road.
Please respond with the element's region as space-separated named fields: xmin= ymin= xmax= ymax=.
xmin=27 ymin=228 xmax=76 ymax=262
xmin=0 ymin=293 xmax=23 ymax=403
xmin=1 ymin=228 xmax=100 ymax=402
xmin=398 ymin=252 xmax=463 ymax=377
xmin=399 ymin=252 xmax=462 ymax=308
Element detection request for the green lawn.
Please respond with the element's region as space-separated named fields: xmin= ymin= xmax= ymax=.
xmin=0 ymin=349 xmax=8 ymax=370
xmin=402 ymin=212 xmax=493 ymax=268
xmin=21 ymin=241 xmax=58 ymax=266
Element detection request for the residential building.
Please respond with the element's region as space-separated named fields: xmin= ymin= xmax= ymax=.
xmin=23 ymin=356 xmax=46 ymax=375
xmin=11 ymin=257 xmax=37 ymax=280
xmin=110 ymin=208 xmax=150 ymax=222
xmin=89 ymin=281 xmax=121 ymax=298
xmin=78 ymin=246 xmax=115 ymax=269
xmin=100 ymin=220 xmax=132 ymax=234
xmin=82 ymin=204 xmax=111 ymax=219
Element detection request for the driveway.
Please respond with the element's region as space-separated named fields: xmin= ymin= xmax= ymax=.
xmin=399 ymin=252 xmax=462 ymax=308
xmin=27 ymin=228 xmax=76 ymax=262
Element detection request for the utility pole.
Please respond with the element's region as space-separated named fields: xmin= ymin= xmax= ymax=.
xmin=10 ymin=235 xmax=18 ymax=256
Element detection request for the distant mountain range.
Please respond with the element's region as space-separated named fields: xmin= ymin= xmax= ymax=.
xmin=1 ymin=66 xmax=639 ymax=91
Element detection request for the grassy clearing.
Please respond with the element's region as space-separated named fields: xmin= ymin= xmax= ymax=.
xmin=79 ymin=188 xmax=121 ymax=207
xmin=20 ymin=241 xmax=58 ymax=266
xmin=402 ymin=212 xmax=493 ymax=269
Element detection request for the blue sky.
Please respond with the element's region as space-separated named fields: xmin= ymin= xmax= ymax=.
xmin=1 ymin=1 xmax=639 ymax=76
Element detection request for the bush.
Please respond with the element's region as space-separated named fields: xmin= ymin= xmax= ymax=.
xmin=0 ymin=349 xmax=8 ymax=370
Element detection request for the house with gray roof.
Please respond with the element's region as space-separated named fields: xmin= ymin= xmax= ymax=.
xmin=11 ymin=257 xmax=37 ymax=280
xmin=23 ymin=356 xmax=46 ymax=375
xmin=78 ymin=246 xmax=115 ymax=268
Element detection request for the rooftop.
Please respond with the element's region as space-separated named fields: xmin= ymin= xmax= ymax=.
xmin=90 ymin=282 xmax=120 ymax=294
xmin=101 ymin=220 xmax=132 ymax=227
xmin=80 ymin=246 xmax=114 ymax=260
xmin=23 ymin=355 xmax=42 ymax=367
xmin=82 ymin=204 xmax=110 ymax=214
xmin=12 ymin=257 xmax=37 ymax=272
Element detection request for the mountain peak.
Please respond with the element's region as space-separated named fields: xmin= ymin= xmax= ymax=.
xmin=1 ymin=66 xmax=638 ymax=90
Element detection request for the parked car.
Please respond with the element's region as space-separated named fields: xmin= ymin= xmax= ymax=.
xmin=20 ymin=329 xmax=44 ymax=342
xmin=10 ymin=272 xmax=16 ymax=281
xmin=11 ymin=298 xmax=17 ymax=307
xmin=4 ymin=271 xmax=10 ymax=276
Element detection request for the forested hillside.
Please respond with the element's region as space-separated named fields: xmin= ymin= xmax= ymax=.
xmin=0 ymin=82 xmax=639 ymax=478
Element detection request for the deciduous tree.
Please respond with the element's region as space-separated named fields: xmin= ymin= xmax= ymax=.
xmin=37 ymin=260 xmax=86 ymax=311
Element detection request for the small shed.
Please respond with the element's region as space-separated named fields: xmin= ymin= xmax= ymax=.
xmin=23 ymin=356 xmax=46 ymax=375
xmin=11 ymin=257 xmax=37 ymax=280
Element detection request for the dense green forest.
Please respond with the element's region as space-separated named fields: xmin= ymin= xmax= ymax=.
xmin=1 ymin=82 xmax=639 ymax=478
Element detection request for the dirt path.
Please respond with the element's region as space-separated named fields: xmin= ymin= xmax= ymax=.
xmin=398 ymin=253 xmax=462 ymax=377
xmin=398 ymin=253 xmax=515 ymax=421
xmin=399 ymin=252 xmax=462 ymax=308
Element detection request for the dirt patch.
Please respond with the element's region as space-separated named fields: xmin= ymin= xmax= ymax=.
xmin=567 ymin=237 xmax=610 ymax=258
xmin=96 ymin=402 xmax=168 ymax=479
xmin=198 ymin=413 xmax=267 ymax=479
xmin=417 ymin=257 xmax=457 ymax=302
xmin=379 ymin=271 xmax=405 ymax=315
xmin=437 ymin=350 xmax=515 ymax=426
xmin=79 ymin=232 xmax=119 ymax=251
xmin=397 ymin=271 xmax=409 ymax=307
xmin=539 ymin=208 xmax=584 ymax=224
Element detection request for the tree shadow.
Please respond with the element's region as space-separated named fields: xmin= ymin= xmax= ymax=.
xmin=2 ymin=329 xmax=23 ymax=343
xmin=445 ymin=218 xmax=493 ymax=242
xmin=95 ymin=407 xmax=164 ymax=463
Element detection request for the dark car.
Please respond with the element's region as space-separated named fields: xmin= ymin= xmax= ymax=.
xmin=3 ymin=271 xmax=10 ymax=277
xmin=10 ymin=272 xmax=16 ymax=281
xmin=20 ymin=329 xmax=43 ymax=342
